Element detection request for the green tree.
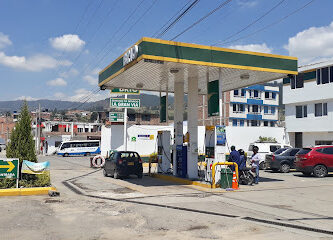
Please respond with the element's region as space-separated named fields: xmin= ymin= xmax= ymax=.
xmin=6 ymin=101 xmax=37 ymax=163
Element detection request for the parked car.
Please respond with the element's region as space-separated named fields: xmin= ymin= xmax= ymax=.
xmin=103 ymin=151 xmax=143 ymax=179
xmin=295 ymin=146 xmax=333 ymax=178
xmin=266 ymin=148 xmax=301 ymax=173
xmin=248 ymin=142 xmax=291 ymax=169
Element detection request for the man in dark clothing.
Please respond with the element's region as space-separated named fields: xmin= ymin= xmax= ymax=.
xmin=229 ymin=146 xmax=241 ymax=171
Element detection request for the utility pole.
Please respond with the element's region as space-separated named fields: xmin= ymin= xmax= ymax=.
xmin=37 ymin=104 xmax=41 ymax=155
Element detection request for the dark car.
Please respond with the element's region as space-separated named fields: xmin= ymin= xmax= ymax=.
xmin=266 ymin=148 xmax=301 ymax=173
xmin=295 ymin=146 xmax=333 ymax=178
xmin=103 ymin=151 xmax=143 ymax=179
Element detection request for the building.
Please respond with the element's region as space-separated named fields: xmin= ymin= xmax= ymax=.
xmin=198 ymin=84 xmax=280 ymax=127
xmin=283 ymin=62 xmax=333 ymax=147
xmin=0 ymin=116 xmax=15 ymax=143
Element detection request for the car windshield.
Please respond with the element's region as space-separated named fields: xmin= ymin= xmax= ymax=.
xmin=297 ymin=148 xmax=312 ymax=155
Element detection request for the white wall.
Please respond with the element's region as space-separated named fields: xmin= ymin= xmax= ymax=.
xmin=225 ymin=126 xmax=288 ymax=151
xmin=285 ymin=101 xmax=333 ymax=132
xmin=45 ymin=135 xmax=71 ymax=155
xmin=283 ymin=80 xmax=333 ymax=105
xmin=303 ymin=132 xmax=333 ymax=147
xmin=101 ymin=126 xmax=112 ymax=156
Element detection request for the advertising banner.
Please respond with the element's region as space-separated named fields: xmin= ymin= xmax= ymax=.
xmin=22 ymin=160 xmax=50 ymax=174
xmin=216 ymin=125 xmax=226 ymax=146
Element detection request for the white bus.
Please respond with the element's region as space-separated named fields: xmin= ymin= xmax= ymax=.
xmin=57 ymin=140 xmax=101 ymax=157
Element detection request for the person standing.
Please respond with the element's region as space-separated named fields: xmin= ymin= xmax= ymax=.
xmin=229 ymin=145 xmax=241 ymax=172
xmin=251 ymin=146 xmax=260 ymax=184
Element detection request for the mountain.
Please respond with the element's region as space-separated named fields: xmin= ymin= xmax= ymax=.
xmin=0 ymin=94 xmax=176 ymax=113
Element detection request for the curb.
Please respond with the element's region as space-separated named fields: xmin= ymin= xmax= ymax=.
xmin=0 ymin=186 xmax=57 ymax=196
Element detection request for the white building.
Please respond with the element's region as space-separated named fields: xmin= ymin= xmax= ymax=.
xmin=227 ymin=84 xmax=279 ymax=127
xmin=283 ymin=62 xmax=333 ymax=147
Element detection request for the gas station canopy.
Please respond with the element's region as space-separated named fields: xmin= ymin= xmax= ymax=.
xmin=99 ymin=37 xmax=297 ymax=93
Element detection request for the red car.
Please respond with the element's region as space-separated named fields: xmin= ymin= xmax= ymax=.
xmin=295 ymin=146 xmax=333 ymax=177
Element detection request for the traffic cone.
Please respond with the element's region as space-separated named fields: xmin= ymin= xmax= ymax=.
xmin=232 ymin=171 xmax=239 ymax=190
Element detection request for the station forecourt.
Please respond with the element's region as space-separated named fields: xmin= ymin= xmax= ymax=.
xmin=98 ymin=37 xmax=298 ymax=180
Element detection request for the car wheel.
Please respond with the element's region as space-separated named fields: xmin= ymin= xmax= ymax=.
xmin=247 ymin=174 xmax=254 ymax=185
xmin=302 ymin=172 xmax=312 ymax=176
xmin=103 ymin=168 xmax=109 ymax=177
xmin=113 ymin=169 xmax=119 ymax=179
xmin=259 ymin=162 xmax=266 ymax=170
xmin=313 ymin=165 xmax=327 ymax=178
xmin=63 ymin=153 xmax=69 ymax=157
xmin=137 ymin=172 xmax=143 ymax=179
xmin=280 ymin=163 xmax=290 ymax=173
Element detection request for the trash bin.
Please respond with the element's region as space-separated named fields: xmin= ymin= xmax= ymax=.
xmin=220 ymin=168 xmax=233 ymax=189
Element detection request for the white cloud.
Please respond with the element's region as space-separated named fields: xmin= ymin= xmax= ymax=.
xmin=49 ymin=34 xmax=85 ymax=52
xmin=47 ymin=78 xmax=67 ymax=86
xmin=228 ymin=43 xmax=272 ymax=53
xmin=285 ymin=22 xmax=333 ymax=65
xmin=60 ymin=68 xmax=79 ymax=78
xmin=0 ymin=52 xmax=72 ymax=71
xmin=15 ymin=96 xmax=38 ymax=101
xmin=0 ymin=32 xmax=12 ymax=49
xmin=237 ymin=0 xmax=258 ymax=8
xmin=83 ymin=68 xmax=100 ymax=86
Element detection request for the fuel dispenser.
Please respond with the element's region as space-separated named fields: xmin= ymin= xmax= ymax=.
xmin=157 ymin=131 xmax=171 ymax=173
xmin=204 ymin=126 xmax=227 ymax=183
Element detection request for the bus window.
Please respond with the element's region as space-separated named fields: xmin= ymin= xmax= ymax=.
xmin=60 ymin=143 xmax=70 ymax=150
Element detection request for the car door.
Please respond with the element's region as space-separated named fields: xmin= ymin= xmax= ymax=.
xmin=321 ymin=147 xmax=333 ymax=171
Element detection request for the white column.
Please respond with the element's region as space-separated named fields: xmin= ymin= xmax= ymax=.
xmin=187 ymin=75 xmax=199 ymax=179
xmin=218 ymin=68 xmax=223 ymax=126
xmin=124 ymin=94 xmax=128 ymax=151
xmin=173 ymin=73 xmax=184 ymax=176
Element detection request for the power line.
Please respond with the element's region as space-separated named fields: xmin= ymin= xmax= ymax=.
xmin=213 ymin=0 xmax=286 ymax=46
xmin=151 ymin=0 xmax=193 ymax=38
xmin=218 ymin=0 xmax=315 ymax=46
xmin=155 ymin=0 xmax=200 ymax=39
xmin=170 ymin=0 xmax=233 ymax=41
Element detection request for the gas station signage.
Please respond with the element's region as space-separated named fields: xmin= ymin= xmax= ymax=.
xmin=111 ymin=88 xmax=140 ymax=94
xmin=123 ymin=45 xmax=138 ymax=66
xmin=110 ymin=98 xmax=140 ymax=108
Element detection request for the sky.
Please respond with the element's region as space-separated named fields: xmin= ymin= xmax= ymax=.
xmin=0 ymin=0 xmax=332 ymax=103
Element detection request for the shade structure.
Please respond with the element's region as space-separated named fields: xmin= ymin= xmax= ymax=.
xmin=99 ymin=37 xmax=297 ymax=93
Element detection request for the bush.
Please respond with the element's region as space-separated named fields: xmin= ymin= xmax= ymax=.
xmin=0 ymin=174 xmax=51 ymax=189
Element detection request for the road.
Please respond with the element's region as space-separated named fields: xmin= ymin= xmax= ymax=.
xmin=0 ymin=154 xmax=332 ymax=240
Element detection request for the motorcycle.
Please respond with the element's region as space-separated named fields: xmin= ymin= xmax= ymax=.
xmin=239 ymin=167 xmax=255 ymax=185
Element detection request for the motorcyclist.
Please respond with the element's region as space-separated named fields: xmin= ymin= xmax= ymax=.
xmin=238 ymin=149 xmax=247 ymax=171
xmin=229 ymin=146 xmax=241 ymax=172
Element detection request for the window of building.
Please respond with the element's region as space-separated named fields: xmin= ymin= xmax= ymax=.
xmin=240 ymin=120 xmax=244 ymax=126
xmin=264 ymin=121 xmax=268 ymax=126
xmin=252 ymin=105 xmax=259 ymax=113
xmin=303 ymin=105 xmax=307 ymax=117
xmin=315 ymin=140 xmax=333 ymax=145
xmin=233 ymin=104 xmax=245 ymax=112
xmin=296 ymin=106 xmax=303 ymax=118
xmin=234 ymin=89 xmax=239 ymax=96
xmin=251 ymin=120 xmax=258 ymax=126
xmin=264 ymin=106 xmax=268 ymax=114
xmin=128 ymin=114 xmax=136 ymax=121
xmin=272 ymin=92 xmax=276 ymax=99
xmin=317 ymin=69 xmax=321 ymax=84
xmin=254 ymin=90 xmax=259 ymax=98
xmin=296 ymin=73 xmax=304 ymax=88
xmin=323 ymin=103 xmax=328 ymax=115
xmin=315 ymin=103 xmax=327 ymax=117
xmin=291 ymin=76 xmax=296 ymax=89
xmin=232 ymin=119 xmax=238 ymax=126
xmin=241 ymin=89 xmax=246 ymax=97
xmin=270 ymin=121 xmax=275 ymax=127
xmin=322 ymin=67 xmax=329 ymax=84
xmin=141 ymin=114 xmax=151 ymax=121
xmin=271 ymin=107 xmax=275 ymax=114
xmin=265 ymin=92 xmax=269 ymax=99
xmin=330 ymin=67 xmax=333 ymax=82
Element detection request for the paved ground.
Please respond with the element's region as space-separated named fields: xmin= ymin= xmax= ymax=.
xmin=1 ymin=154 xmax=333 ymax=240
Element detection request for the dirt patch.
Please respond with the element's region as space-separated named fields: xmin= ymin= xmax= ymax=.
xmin=112 ymin=187 xmax=135 ymax=194
xmin=44 ymin=198 xmax=63 ymax=204
xmin=187 ymin=225 xmax=209 ymax=231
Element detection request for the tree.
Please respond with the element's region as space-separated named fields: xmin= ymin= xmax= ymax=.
xmin=6 ymin=101 xmax=37 ymax=163
xmin=90 ymin=112 xmax=98 ymax=122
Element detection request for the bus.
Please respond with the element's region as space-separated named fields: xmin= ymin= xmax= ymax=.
xmin=57 ymin=140 xmax=101 ymax=157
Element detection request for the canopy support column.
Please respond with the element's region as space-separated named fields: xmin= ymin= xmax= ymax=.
xmin=187 ymin=75 xmax=199 ymax=179
xmin=173 ymin=71 xmax=184 ymax=176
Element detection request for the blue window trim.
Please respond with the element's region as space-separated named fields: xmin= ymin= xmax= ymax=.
xmin=229 ymin=117 xmax=277 ymax=122
xmin=230 ymin=101 xmax=278 ymax=107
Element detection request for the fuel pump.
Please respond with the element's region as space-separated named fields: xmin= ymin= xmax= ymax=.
xmin=204 ymin=125 xmax=227 ymax=183
xmin=157 ymin=131 xmax=171 ymax=173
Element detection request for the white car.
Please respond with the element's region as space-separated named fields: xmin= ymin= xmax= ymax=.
xmin=247 ymin=142 xmax=291 ymax=169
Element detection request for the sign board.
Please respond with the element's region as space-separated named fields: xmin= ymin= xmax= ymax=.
xmin=138 ymin=134 xmax=154 ymax=140
xmin=22 ymin=160 xmax=50 ymax=174
xmin=208 ymin=80 xmax=219 ymax=117
xmin=216 ymin=125 xmax=226 ymax=146
xmin=0 ymin=159 xmax=19 ymax=179
xmin=111 ymin=88 xmax=140 ymax=95
xmin=110 ymin=98 xmax=140 ymax=108
xmin=109 ymin=112 xmax=124 ymax=122
xmin=123 ymin=45 xmax=138 ymax=66
xmin=131 ymin=137 xmax=137 ymax=142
